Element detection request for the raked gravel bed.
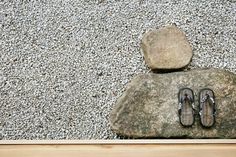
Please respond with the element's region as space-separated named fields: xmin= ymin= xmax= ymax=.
xmin=0 ymin=0 xmax=235 ymax=139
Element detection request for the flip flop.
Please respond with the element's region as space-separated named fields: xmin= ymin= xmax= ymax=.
xmin=178 ymin=88 xmax=195 ymax=127
xmin=199 ymin=88 xmax=216 ymax=128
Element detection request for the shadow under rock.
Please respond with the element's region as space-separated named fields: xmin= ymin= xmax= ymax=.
xmin=151 ymin=67 xmax=190 ymax=74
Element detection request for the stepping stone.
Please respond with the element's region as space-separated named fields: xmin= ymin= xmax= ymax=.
xmin=110 ymin=69 xmax=236 ymax=138
xmin=141 ymin=25 xmax=193 ymax=70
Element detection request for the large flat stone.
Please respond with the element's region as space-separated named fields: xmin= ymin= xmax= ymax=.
xmin=110 ymin=69 xmax=236 ymax=138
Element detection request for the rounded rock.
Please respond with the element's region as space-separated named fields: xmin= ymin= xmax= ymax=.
xmin=141 ymin=25 xmax=193 ymax=70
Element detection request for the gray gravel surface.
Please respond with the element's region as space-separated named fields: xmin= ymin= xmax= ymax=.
xmin=0 ymin=0 xmax=235 ymax=139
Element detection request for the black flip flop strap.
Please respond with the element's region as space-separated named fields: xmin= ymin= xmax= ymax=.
xmin=179 ymin=94 xmax=194 ymax=113
xmin=200 ymin=95 xmax=216 ymax=115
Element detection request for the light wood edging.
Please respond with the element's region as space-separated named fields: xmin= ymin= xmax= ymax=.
xmin=0 ymin=140 xmax=236 ymax=157
xmin=0 ymin=139 xmax=236 ymax=145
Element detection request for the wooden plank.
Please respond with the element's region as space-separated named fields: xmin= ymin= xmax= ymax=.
xmin=0 ymin=140 xmax=235 ymax=157
xmin=0 ymin=139 xmax=236 ymax=144
xmin=0 ymin=143 xmax=236 ymax=157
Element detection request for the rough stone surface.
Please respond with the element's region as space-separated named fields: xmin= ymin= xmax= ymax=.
xmin=141 ymin=25 xmax=193 ymax=70
xmin=110 ymin=69 xmax=236 ymax=138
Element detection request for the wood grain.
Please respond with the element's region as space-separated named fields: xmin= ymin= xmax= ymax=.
xmin=0 ymin=140 xmax=235 ymax=157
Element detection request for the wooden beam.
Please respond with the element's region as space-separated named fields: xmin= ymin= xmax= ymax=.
xmin=0 ymin=140 xmax=235 ymax=157
xmin=0 ymin=139 xmax=236 ymax=144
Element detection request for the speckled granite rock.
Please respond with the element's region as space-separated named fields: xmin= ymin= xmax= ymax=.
xmin=110 ymin=69 xmax=236 ymax=138
xmin=141 ymin=25 xmax=193 ymax=70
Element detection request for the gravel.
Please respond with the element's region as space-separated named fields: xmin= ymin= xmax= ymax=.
xmin=0 ymin=0 xmax=235 ymax=139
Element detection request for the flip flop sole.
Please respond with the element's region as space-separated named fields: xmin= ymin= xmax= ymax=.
xmin=199 ymin=88 xmax=216 ymax=128
xmin=178 ymin=88 xmax=195 ymax=127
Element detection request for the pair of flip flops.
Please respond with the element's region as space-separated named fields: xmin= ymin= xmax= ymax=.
xmin=178 ymin=88 xmax=216 ymax=128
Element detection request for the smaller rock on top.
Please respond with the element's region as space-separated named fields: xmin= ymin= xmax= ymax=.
xmin=141 ymin=25 xmax=193 ymax=70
